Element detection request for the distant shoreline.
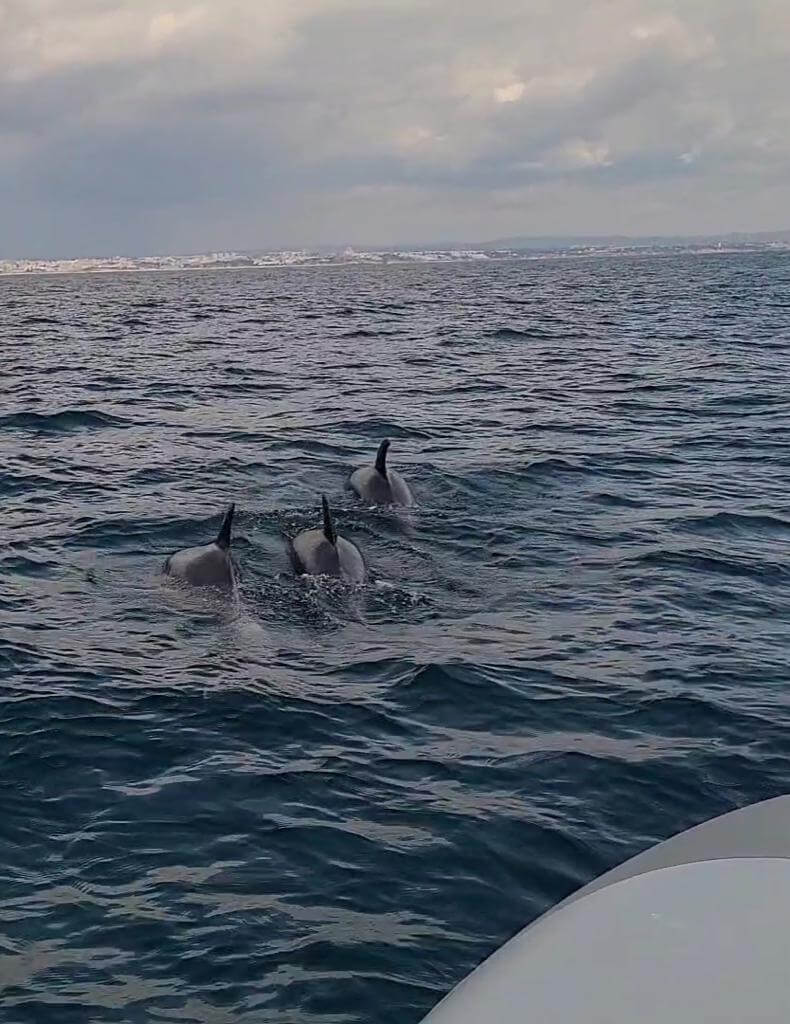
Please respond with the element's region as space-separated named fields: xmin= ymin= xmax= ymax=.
xmin=0 ymin=243 xmax=786 ymax=280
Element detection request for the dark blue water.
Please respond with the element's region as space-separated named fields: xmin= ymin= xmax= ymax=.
xmin=2 ymin=252 xmax=790 ymax=1023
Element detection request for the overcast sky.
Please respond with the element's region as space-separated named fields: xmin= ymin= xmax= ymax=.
xmin=2 ymin=0 xmax=789 ymax=257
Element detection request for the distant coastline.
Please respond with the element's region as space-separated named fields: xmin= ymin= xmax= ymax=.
xmin=1 ymin=237 xmax=787 ymax=278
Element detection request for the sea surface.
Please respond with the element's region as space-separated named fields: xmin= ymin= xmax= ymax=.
xmin=2 ymin=252 xmax=790 ymax=1023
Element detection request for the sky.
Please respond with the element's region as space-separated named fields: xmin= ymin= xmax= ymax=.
xmin=1 ymin=0 xmax=789 ymax=257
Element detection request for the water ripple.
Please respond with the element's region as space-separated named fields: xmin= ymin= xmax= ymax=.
xmin=1 ymin=251 xmax=790 ymax=1022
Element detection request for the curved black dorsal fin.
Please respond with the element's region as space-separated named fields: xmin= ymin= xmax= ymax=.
xmin=321 ymin=495 xmax=337 ymax=545
xmin=375 ymin=438 xmax=390 ymax=478
xmin=216 ymin=503 xmax=235 ymax=550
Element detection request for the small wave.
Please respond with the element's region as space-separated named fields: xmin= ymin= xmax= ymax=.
xmin=631 ymin=382 xmax=684 ymax=394
xmin=223 ymin=365 xmax=277 ymax=378
xmin=589 ymin=491 xmax=644 ymax=509
xmin=208 ymin=382 xmax=288 ymax=398
xmin=365 ymin=580 xmax=432 ymax=617
xmin=615 ymin=451 xmax=685 ymax=468
xmin=340 ymin=327 xmax=404 ymax=338
xmin=267 ymin=437 xmax=356 ymax=457
xmin=637 ymin=693 xmax=743 ymax=735
xmin=341 ymin=328 xmax=376 ymax=338
xmin=673 ymin=511 xmax=790 ymax=537
xmin=6 ymin=362 xmax=82 ymax=378
xmin=21 ymin=315 xmax=62 ymax=326
xmin=0 ymin=554 xmax=59 ymax=577
xmin=0 ymin=471 xmax=54 ymax=496
xmin=183 ymin=428 xmax=267 ymax=442
xmin=0 ymin=409 xmax=132 ymax=433
xmin=0 ymin=637 xmax=42 ymax=669
xmin=524 ymin=457 xmax=587 ymax=476
xmin=330 ymin=418 xmax=433 ymax=440
xmin=76 ymin=511 xmax=237 ymax=547
xmin=707 ymin=392 xmax=785 ymax=410
xmin=447 ymin=382 xmax=508 ymax=395
xmin=126 ymin=466 xmax=178 ymax=485
xmin=437 ymin=336 xmax=474 ymax=348
xmin=487 ymin=327 xmax=584 ymax=341
xmin=628 ymin=547 xmax=790 ymax=583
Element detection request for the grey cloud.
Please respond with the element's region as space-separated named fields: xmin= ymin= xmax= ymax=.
xmin=1 ymin=0 xmax=788 ymax=256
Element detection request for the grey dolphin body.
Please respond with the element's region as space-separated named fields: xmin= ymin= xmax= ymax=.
xmin=350 ymin=439 xmax=413 ymax=507
xmin=164 ymin=504 xmax=236 ymax=589
xmin=288 ymin=496 xmax=366 ymax=583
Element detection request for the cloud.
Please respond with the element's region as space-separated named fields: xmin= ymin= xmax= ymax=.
xmin=494 ymin=83 xmax=526 ymax=104
xmin=1 ymin=0 xmax=789 ymax=255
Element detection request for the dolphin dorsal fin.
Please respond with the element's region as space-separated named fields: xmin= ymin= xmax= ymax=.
xmin=375 ymin=438 xmax=390 ymax=478
xmin=216 ymin=503 xmax=235 ymax=550
xmin=321 ymin=495 xmax=337 ymax=545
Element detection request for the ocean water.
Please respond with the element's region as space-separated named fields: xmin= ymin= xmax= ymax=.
xmin=2 ymin=252 xmax=790 ymax=1023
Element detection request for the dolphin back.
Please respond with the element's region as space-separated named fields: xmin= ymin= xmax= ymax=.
xmin=291 ymin=530 xmax=341 ymax=576
xmin=350 ymin=465 xmax=413 ymax=506
xmin=387 ymin=468 xmax=414 ymax=507
xmin=289 ymin=496 xmax=367 ymax=582
xmin=336 ymin=536 xmax=366 ymax=583
xmin=350 ymin=440 xmax=413 ymax=506
xmin=166 ymin=542 xmax=235 ymax=589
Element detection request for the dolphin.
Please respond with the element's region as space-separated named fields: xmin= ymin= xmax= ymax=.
xmin=287 ymin=496 xmax=366 ymax=583
xmin=164 ymin=503 xmax=236 ymax=589
xmin=349 ymin=439 xmax=413 ymax=506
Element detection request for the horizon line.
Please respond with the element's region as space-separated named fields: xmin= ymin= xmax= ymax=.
xmin=1 ymin=228 xmax=789 ymax=266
